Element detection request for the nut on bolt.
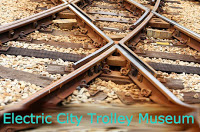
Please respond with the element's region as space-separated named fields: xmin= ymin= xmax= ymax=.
xmin=77 ymin=80 xmax=89 ymax=90
xmin=120 ymin=68 xmax=129 ymax=76
xmin=141 ymin=88 xmax=152 ymax=97
xmin=80 ymin=28 xmax=88 ymax=34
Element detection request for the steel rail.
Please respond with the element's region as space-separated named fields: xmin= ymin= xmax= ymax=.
xmin=68 ymin=0 xmax=160 ymax=75
xmin=118 ymin=0 xmax=200 ymax=101
xmin=118 ymin=0 xmax=161 ymax=76
xmin=0 ymin=3 xmax=69 ymax=43
xmin=119 ymin=12 xmax=200 ymax=76
xmin=116 ymin=0 xmax=199 ymax=128
xmin=1 ymin=44 xmax=199 ymax=130
xmin=61 ymin=0 xmax=68 ymax=3
xmin=69 ymin=4 xmax=114 ymax=69
xmin=152 ymin=11 xmax=200 ymax=51
xmin=119 ymin=13 xmax=157 ymax=75
xmin=71 ymin=0 xmax=153 ymax=68
xmin=0 ymin=0 xmax=113 ymax=110
xmin=0 ymin=0 xmax=160 ymax=109
xmin=0 ymin=2 xmax=114 ymax=69
xmin=72 ymin=0 xmax=150 ymax=29
xmin=0 ymin=46 xmax=116 ymax=131
xmin=116 ymin=44 xmax=199 ymax=130
xmin=0 ymin=3 xmax=68 ymax=33
xmin=123 ymin=0 xmax=151 ymax=29
xmin=11 ymin=47 xmax=116 ymax=108
xmin=0 ymin=0 xmax=159 ymax=112
xmin=119 ymin=0 xmax=161 ymax=44
xmin=116 ymin=43 xmax=194 ymax=109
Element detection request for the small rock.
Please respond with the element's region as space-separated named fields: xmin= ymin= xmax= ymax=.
xmin=193 ymin=93 xmax=199 ymax=99
xmin=22 ymin=93 xmax=29 ymax=99
xmin=85 ymin=92 xmax=90 ymax=97
xmin=105 ymin=97 xmax=113 ymax=103
xmin=73 ymin=90 xmax=79 ymax=96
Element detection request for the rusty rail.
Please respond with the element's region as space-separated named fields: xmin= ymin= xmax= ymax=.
xmin=1 ymin=44 xmax=199 ymax=131
xmin=123 ymin=0 xmax=151 ymax=29
xmin=119 ymin=0 xmax=161 ymax=43
xmin=118 ymin=0 xmax=161 ymax=76
xmin=68 ymin=4 xmax=114 ymax=68
xmin=119 ymin=13 xmax=200 ymax=76
xmin=70 ymin=0 xmax=154 ymax=68
xmin=116 ymin=43 xmax=193 ymax=108
xmin=0 ymin=3 xmax=69 ymax=43
xmin=118 ymin=12 xmax=158 ymax=76
xmin=0 ymin=2 xmax=114 ymax=69
xmin=72 ymin=0 xmax=151 ymax=30
xmin=0 ymin=46 xmax=116 ymax=131
xmin=71 ymin=3 xmax=95 ymax=22
xmin=152 ymin=11 xmax=200 ymax=51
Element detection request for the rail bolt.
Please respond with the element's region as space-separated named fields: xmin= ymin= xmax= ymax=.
xmin=19 ymin=31 xmax=26 ymax=39
xmin=141 ymin=88 xmax=152 ymax=97
xmin=102 ymin=65 xmax=111 ymax=74
xmin=33 ymin=22 xmax=38 ymax=28
xmin=77 ymin=80 xmax=89 ymax=90
xmin=131 ymin=68 xmax=138 ymax=77
xmin=8 ymin=30 xmax=15 ymax=38
xmin=120 ymin=68 xmax=129 ymax=76
xmin=137 ymin=74 xmax=143 ymax=82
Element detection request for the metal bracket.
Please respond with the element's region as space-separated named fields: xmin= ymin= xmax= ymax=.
xmin=94 ymin=65 xmax=102 ymax=73
xmin=141 ymin=88 xmax=152 ymax=97
xmin=137 ymin=73 xmax=143 ymax=82
xmin=8 ymin=30 xmax=15 ymax=38
xmin=173 ymin=30 xmax=187 ymax=44
xmin=38 ymin=23 xmax=53 ymax=33
xmin=51 ymin=14 xmax=57 ymax=20
xmin=33 ymin=21 xmax=38 ymax=29
xmin=88 ymin=69 xmax=93 ymax=76
xmin=102 ymin=65 xmax=111 ymax=74
xmin=131 ymin=68 xmax=138 ymax=77
xmin=77 ymin=80 xmax=89 ymax=90
xmin=17 ymin=31 xmax=33 ymax=42
xmin=120 ymin=67 xmax=129 ymax=76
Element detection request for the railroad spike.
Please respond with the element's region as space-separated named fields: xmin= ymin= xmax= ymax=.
xmin=88 ymin=69 xmax=93 ymax=76
xmin=8 ymin=30 xmax=15 ymax=38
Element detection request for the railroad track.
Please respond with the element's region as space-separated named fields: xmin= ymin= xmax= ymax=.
xmin=0 ymin=2 xmax=115 ymax=108
xmin=118 ymin=4 xmax=200 ymax=104
xmin=0 ymin=0 xmax=199 ymax=131
xmin=159 ymin=0 xmax=200 ymax=34
xmin=0 ymin=0 xmax=56 ymax=26
xmin=73 ymin=0 xmax=151 ymax=41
